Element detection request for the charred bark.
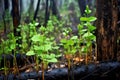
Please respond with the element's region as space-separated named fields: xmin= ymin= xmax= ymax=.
xmin=96 ymin=0 xmax=118 ymax=61
xmin=117 ymin=0 xmax=120 ymax=61
xmin=44 ymin=0 xmax=49 ymax=27
xmin=78 ymin=0 xmax=86 ymax=16
xmin=12 ymin=0 xmax=20 ymax=34
xmin=33 ymin=0 xmax=40 ymax=20
xmin=3 ymin=0 xmax=9 ymax=33
xmin=33 ymin=0 xmax=41 ymax=20
xmin=50 ymin=0 xmax=60 ymax=19
xmin=4 ymin=0 xmax=9 ymax=10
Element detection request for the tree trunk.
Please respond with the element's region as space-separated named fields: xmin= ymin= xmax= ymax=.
xmin=78 ymin=0 xmax=86 ymax=16
xmin=96 ymin=0 xmax=118 ymax=61
xmin=50 ymin=0 xmax=60 ymax=18
xmin=3 ymin=0 xmax=9 ymax=33
xmin=44 ymin=0 xmax=49 ymax=27
xmin=4 ymin=0 xmax=9 ymax=10
xmin=33 ymin=0 xmax=41 ymax=20
xmin=117 ymin=0 xmax=120 ymax=61
xmin=12 ymin=0 xmax=20 ymax=32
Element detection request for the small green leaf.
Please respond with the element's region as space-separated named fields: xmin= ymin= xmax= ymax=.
xmin=10 ymin=44 xmax=15 ymax=50
xmin=26 ymin=50 xmax=35 ymax=56
xmin=82 ymin=32 xmax=89 ymax=38
xmin=80 ymin=17 xmax=89 ymax=21
xmin=34 ymin=45 xmax=41 ymax=50
xmin=81 ymin=47 xmax=87 ymax=53
xmin=80 ymin=17 xmax=97 ymax=22
xmin=55 ymin=54 xmax=62 ymax=58
xmin=87 ymin=42 xmax=91 ymax=47
xmin=16 ymin=28 xmax=21 ymax=32
xmin=71 ymin=49 xmax=76 ymax=54
xmin=67 ymin=40 xmax=74 ymax=46
xmin=85 ymin=5 xmax=91 ymax=14
xmin=39 ymin=26 xmax=46 ymax=32
xmin=88 ymin=25 xmax=96 ymax=31
xmin=78 ymin=24 xmax=83 ymax=30
xmin=88 ymin=17 xmax=97 ymax=22
xmin=47 ymin=58 xmax=58 ymax=63
xmin=44 ymin=44 xmax=52 ymax=51
xmin=31 ymin=34 xmax=43 ymax=42
xmin=60 ymin=39 xmax=67 ymax=43
xmin=71 ymin=36 xmax=78 ymax=40
xmin=35 ymin=22 xmax=39 ymax=26
xmin=49 ymin=54 xmax=56 ymax=58
xmin=53 ymin=46 xmax=59 ymax=49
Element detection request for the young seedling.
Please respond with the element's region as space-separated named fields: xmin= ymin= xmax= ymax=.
xmin=78 ymin=5 xmax=97 ymax=64
xmin=7 ymin=32 xmax=19 ymax=75
xmin=26 ymin=32 xmax=59 ymax=80
xmin=0 ymin=39 xmax=8 ymax=76
xmin=60 ymin=28 xmax=78 ymax=80
xmin=0 ymin=32 xmax=19 ymax=76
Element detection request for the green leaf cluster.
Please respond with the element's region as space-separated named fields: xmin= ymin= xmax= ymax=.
xmin=78 ymin=5 xmax=97 ymax=53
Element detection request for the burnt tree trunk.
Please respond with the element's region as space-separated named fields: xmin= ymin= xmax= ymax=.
xmin=117 ymin=0 xmax=120 ymax=61
xmin=4 ymin=0 xmax=9 ymax=10
xmin=33 ymin=0 xmax=41 ymax=20
xmin=96 ymin=0 xmax=118 ymax=61
xmin=50 ymin=0 xmax=60 ymax=18
xmin=3 ymin=0 xmax=9 ymax=33
xmin=44 ymin=0 xmax=49 ymax=27
xmin=78 ymin=0 xmax=86 ymax=16
xmin=12 ymin=0 xmax=20 ymax=34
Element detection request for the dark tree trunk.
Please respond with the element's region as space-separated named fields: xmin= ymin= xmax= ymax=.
xmin=96 ymin=0 xmax=118 ymax=61
xmin=78 ymin=0 xmax=86 ymax=16
xmin=50 ymin=0 xmax=60 ymax=18
xmin=4 ymin=0 xmax=9 ymax=10
xmin=44 ymin=0 xmax=49 ymax=27
xmin=33 ymin=0 xmax=41 ymax=20
xmin=117 ymin=0 xmax=120 ymax=61
xmin=3 ymin=0 xmax=9 ymax=33
xmin=12 ymin=0 xmax=20 ymax=31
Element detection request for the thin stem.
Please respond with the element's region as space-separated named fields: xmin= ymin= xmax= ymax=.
xmin=68 ymin=58 xmax=70 ymax=80
xmin=13 ymin=50 xmax=19 ymax=75
xmin=4 ymin=55 xmax=7 ymax=76
xmin=95 ymin=45 xmax=97 ymax=63
xmin=85 ymin=53 xmax=88 ymax=65
xmin=42 ymin=62 xmax=44 ymax=80
xmin=36 ymin=55 xmax=39 ymax=73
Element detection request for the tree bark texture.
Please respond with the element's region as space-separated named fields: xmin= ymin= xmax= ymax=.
xmin=44 ymin=0 xmax=49 ymax=27
xmin=117 ymin=0 xmax=120 ymax=60
xmin=96 ymin=0 xmax=118 ymax=61
xmin=4 ymin=0 xmax=9 ymax=10
xmin=34 ymin=0 xmax=41 ymax=20
xmin=50 ymin=0 xmax=60 ymax=18
xmin=12 ymin=0 xmax=20 ymax=34
xmin=3 ymin=0 xmax=9 ymax=33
